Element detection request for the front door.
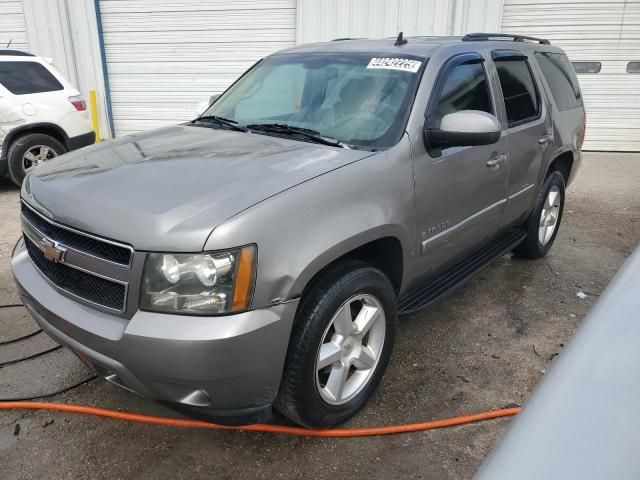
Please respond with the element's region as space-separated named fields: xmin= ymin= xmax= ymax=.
xmin=412 ymin=53 xmax=508 ymax=278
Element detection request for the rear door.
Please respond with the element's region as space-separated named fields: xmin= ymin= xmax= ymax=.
xmin=489 ymin=50 xmax=552 ymax=227
xmin=412 ymin=52 xmax=508 ymax=278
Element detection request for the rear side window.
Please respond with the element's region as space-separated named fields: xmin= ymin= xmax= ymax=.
xmin=0 ymin=61 xmax=63 ymax=95
xmin=432 ymin=62 xmax=493 ymax=126
xmin=494 ymin=58 xmax=540 ymax=128
xmin=535 ymin=52 xmax=583 ymax=111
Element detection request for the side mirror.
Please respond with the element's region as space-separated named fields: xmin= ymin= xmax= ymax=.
xmin=426 ymin=110 xmax=501 ymax=149
xmin=195 ymin=95 xmax=221 ymax=116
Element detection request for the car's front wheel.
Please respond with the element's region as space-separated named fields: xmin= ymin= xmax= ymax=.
xmin=275 ymin=261 xmax=397 ymax=427
xmin=7 ymin=133 xmax=66 ymax=186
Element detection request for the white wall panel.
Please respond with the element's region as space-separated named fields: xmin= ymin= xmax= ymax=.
xmin=296 ymin=0 xmax=503 ymax=44
xmin=100 ymin=0 xmax=296 ymax=136
xmin=0 ymin=0 xmax=27 ymax=49
xmin=502 ymin=0 xmax=640 ymax=151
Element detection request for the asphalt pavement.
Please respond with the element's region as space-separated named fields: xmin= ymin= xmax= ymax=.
xmin=1 ymin=152 xmax=638 ymax=479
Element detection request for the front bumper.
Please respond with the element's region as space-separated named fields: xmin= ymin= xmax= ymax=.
xmin=11 ymin=239 xmax=298 ymax=424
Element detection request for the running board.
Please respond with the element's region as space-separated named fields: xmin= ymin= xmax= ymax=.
xmin=398 ymin=229 xmax=526 ymax=315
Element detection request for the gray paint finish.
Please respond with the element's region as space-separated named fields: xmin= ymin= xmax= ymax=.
xmin=12 ymin=242 xmax=298 ymax=409
xmin=12 ymin=36 xmax=585 ymax=417
xmin=476 ymin=247 xmax=640 ymax=479
xmin=21 ymin=125 xmax=372 ymax=251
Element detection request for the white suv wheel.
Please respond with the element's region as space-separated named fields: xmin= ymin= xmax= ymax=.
xmin=23 ymin=145 xmax=59 ymax=172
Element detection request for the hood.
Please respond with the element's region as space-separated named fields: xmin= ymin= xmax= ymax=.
xmin=22 ymin=125 xmax=372 ymax=251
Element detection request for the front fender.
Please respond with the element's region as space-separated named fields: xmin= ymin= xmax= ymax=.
xmin=204 ymin=135 xmax=417 ymax=309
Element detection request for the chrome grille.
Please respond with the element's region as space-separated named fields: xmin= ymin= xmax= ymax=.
xmin=21 ymin=203 xmax=132 ymax=266
xmin=20 ymin=201 xmax=132 ymax=313
xmin=24 ymin=237 xmax=126 ymax=311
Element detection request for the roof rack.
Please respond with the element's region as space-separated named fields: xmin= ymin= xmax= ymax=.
xmin=462 ymin=32 xmax=550 ymax=45
xmin=0 ymin=49 xmax=34 ymax=56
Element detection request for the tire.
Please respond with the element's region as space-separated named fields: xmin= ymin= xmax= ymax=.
xmin=513 ymin=170 xmax=566 ymax=259
xmin=275 ymin=260 xmax=398 ymax=427
xmin=7 ymin=133 xmax=66 ymax=186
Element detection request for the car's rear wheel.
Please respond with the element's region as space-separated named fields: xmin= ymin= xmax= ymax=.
xmin=275 ymin=260 xmax=397 ymax=427
xmin=7 ymin=133 xmax=66 ymax=186
xmin=513 ymin=170 xmax=566 ymax=259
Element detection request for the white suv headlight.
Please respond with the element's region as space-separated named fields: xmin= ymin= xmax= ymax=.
xmin=140 ymin=246 xmax=256 ymax=315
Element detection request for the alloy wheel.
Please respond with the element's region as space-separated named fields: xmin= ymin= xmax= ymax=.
xmin=315 ymin=293 xmax=386 ymax=405
xmin=539 ymin=185 xmax=561 ymax=245
xmin=23 ymin=145 xmax=57 ymax=172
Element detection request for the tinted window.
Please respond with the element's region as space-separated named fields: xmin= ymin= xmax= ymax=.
xmin=206 ymin=53 xmax=425 ymax=149
xmin=535 ymin=52 xmax=583 ymax=111
xmin=495 ymin=59 xmax=539 ymax=127
xmin=0 ymin=61 xmax=63 ymax=95
xmin=433 ymin=62 xmax=492 ymax=126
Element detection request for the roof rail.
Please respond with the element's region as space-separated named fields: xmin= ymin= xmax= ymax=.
xmin=0 ymin=49 xmax=34 ymax=56
xmin=462 ymin=32 xmax=550 ymax=45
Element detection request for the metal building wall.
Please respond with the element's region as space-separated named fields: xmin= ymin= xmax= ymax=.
xmin=296 ymin=0 xmax=504 ymax=43
xmin=98 ymin=0 xmax=297 ymax=136
xmin=2 ymin=0 xmax=503 ymax=138
xmin=0 ymin=0 xmax=27 ymax=49
xmin=502 ymin=0 xmax=640 ymax=151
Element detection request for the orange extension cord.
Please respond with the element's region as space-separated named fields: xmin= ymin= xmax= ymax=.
xmin=0 ymin=402 xmax=520 ymax=437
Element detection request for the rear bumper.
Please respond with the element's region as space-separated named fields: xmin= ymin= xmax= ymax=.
xmin=67 ymin=131 xmax=95 ymax=151
xmin=12 ymin=239 xmax=298 ymax=424
xmin=567 ymin=150 xmax=582 ymax=187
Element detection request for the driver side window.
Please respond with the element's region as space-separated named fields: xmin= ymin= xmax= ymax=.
xmin=433 ymin=62 xmax=493 ymax=127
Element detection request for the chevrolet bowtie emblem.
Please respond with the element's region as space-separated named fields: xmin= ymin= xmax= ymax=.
xmin=40 ymin=238 xmax=65 ymax=263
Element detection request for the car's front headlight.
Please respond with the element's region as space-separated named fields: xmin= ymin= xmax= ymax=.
xmin=140 ymin=246 xmax=256 ymax=315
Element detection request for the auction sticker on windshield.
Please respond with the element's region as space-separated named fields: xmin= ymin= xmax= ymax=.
xmin=367 ymin=57 xmax=422 ymax=73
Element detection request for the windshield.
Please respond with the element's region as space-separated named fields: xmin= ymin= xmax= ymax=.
xmin=202 ymin=53 xmax=426 ymax=149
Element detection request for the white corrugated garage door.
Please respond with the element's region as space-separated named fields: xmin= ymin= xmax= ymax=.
xmin=0 ymin=0 xmax=27 ymax=50
xmin=502 ymin=0 xmax=640 ymax=151
xmin=99 ymin=0 xmax=296 ymax=136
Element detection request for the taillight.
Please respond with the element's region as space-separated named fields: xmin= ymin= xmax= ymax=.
xmin=68 ymin=95 xmax=86 ymax=111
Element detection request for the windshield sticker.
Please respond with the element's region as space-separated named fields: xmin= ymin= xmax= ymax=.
xmin=367 ymin=57 xmax=422 ymax=73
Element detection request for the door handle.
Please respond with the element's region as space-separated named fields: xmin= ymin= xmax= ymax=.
xmin=538 ymin=134 xmax=553 ymax=145
xmin=486 ymin=154 xmax=507 ymax=169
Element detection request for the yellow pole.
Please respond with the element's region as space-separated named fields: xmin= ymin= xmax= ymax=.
xmin=89 ymin=89 xmax=101 ymax=143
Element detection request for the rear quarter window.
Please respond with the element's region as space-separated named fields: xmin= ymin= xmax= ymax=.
xmin=494 ymin=58 xmax=540 ymax=128
xmin=0 ymin=61 xmax=64 ymax=95
xmin=534 ymin=52 xmax=583 ymax=111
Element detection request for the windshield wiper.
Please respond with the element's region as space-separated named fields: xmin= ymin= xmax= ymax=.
xmin=193 ymin=115 xmax=248 ymax=132
xmin=246 ymin=123 xmax=346 ymax=148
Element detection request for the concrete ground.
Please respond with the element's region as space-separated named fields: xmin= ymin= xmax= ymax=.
xmin=0 ymin=152 xmax=638 ymax=479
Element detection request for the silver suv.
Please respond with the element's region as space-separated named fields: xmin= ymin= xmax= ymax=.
xmin=11 ymin=33 xmax=585 ymax=427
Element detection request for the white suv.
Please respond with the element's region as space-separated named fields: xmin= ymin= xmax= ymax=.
xmin=0 ymin=49 xmax=95 ymax=186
